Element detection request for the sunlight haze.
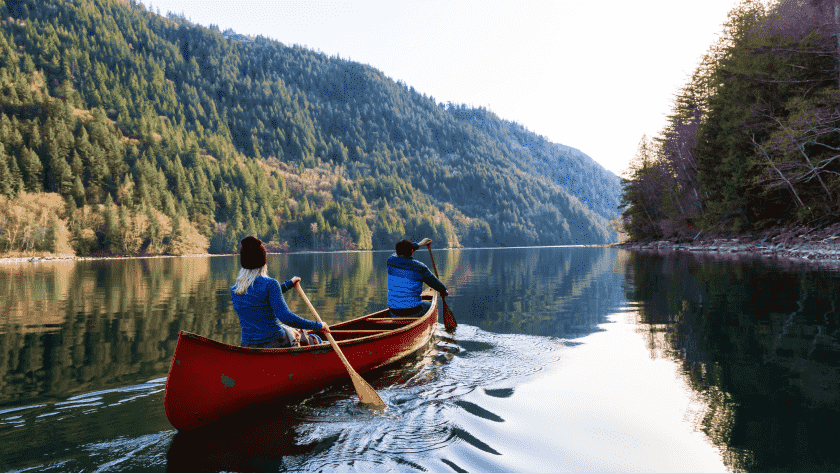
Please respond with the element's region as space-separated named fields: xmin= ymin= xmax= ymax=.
xmin=146 ymin=0 xmax=740 ymax=176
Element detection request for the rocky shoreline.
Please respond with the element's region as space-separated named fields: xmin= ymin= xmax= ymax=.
xmin=5 ymin=227 xmax=840 ymax=268
xmin=615 ymin=224 xmax=840 ymax=268
xmin=0 ymin=248 xmax=370 ymax=266
xmin=0 ymin=253 xmax=218 ymax=266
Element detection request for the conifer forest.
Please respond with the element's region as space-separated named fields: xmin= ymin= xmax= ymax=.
xmin=620 ymin=0 xmax=840 ymax=241
xmin=0 ymin=0 xmax=621 ymax=257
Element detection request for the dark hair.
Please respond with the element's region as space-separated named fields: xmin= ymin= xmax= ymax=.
xmin=240 ymin=236 xmax=267 ymax=269
xmin=395 ymin=239 xmax=415 ymax=257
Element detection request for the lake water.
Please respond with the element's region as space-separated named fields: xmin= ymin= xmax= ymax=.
xmin=1 ymin=247 xmax=838 ymax=472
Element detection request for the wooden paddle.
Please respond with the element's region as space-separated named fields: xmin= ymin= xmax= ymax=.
xmin=294 ymin=283 xmax=386 ymax=409
xmin=425 ymin=244 xmax=457 ymax=330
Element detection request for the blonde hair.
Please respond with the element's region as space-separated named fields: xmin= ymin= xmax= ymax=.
xmin=233 ymin=265 xmax=268 ymax=295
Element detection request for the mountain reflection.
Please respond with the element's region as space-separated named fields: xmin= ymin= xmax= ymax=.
xmin=3 ymin=248 xmax=838 ymax=472
xmin=0 ymin=247 xmax=627 ymax=409
xmin=445 ymin=246 xmax=626 ymax=337
xmin=0 ymin=257 xmax=232 ymax=407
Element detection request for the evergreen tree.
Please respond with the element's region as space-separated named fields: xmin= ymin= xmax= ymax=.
xmin=71 ymin=175 xmax=85 ymax=206
xmin=145 ymin=204 xmax=162 ymax=252
xmin=8 ymin=153 xmax=24 ymax=197
xmin=46 ymin=214 xmax=61 ymax=253
xmin=51 ymin=155 xmax=73 ymax=196
xmin=118 ymin=204 xmax=129 ymax=254
xmin=103 ymin=193 xmax=120 ymax=253
xmin=66 ymin=199 xmax=85 ymax=256
xmin=20 ymin=147 xmax=43 ymax=192
xmin=0 ymin=149 xmax=11 ymax=196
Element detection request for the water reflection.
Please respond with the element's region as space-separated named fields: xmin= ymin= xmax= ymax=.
xmin=623 ymin=251 xmax=840 ymax=472
xmin=445 ymin=246 xmax=626 ymax=337
xmin=0 ymin=247 xmax=628 ymax=472
xmin=2 ymin=247 xmax=837 ymax=471
xmin=0 ymin=248 xmax=624 ymax=409
xmin=0 ymin=257 xmax=234 ymax=408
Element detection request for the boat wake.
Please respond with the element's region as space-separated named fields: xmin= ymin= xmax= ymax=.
xmin=1 ymin=325 xmax=569 ymax=472
xmin=279 ymin=323 xmax=568 ymax=472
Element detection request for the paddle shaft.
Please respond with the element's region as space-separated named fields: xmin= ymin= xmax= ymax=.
xmin=293 ymin=284 xmax=385 ymax=408
xmin=426 ymin=244 xmax=441 ymax=277
xmin=425 ymin=244 xmax=457 ymax=330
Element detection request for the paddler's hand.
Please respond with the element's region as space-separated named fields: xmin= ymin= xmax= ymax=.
xmin=418 ymin=238 xmax=432 ymax=247
xmin=320 ymin=322 xmax=330 ymax=333
xmin=440 ymin=289 xmax=449 ymax=298
xmin=291 ymin=276 xmax=301 ymax=286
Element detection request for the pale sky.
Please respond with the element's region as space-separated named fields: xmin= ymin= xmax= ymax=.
xmin=145 ymin=0 xmax=740 ymax=176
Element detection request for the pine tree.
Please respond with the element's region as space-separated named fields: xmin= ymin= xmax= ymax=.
xmin=0 ymin=149 xmax=11 ymax=196
xmin=8 ymin=153 xmax=24 ymax=197
xmin=46 ymin=214 xmax=61 ymax=254
xmin=66 ymin=199 xmax=84 ymax=256
xmin=70 ymin=151 xmax=83 ymax=179
xmin=351 ymin=216 xmax=372 ymax=250
xmin=21 ymin=54 xmax=36 ymax=74
xmin=20 ymin=147 xmax=43 ymax=192
xmin=145 ymin=205 xmax=162 ymax=252
xmin=71 ymin=175 xmax=85 ymax=206
xmin=103 ymin=194 xmax=120 ymax=253
xmin=52 ymin=156 xmax=73 ymax=196
xmin=118 ymin=204 xmax=129 ymax=254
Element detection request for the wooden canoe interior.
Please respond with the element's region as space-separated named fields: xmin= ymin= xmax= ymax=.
xmin=326 ymin=318 xmax=422 ymax=341
xmin=310 ymin=293 xmax=434 ymax=342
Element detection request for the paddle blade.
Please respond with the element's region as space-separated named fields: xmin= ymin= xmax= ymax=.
xmin=441 ymin=297 xmax=457 ymax=330
xmin=350 ymin=372 xmax=386 ymax=408
xmin=296 ymin=284 xmax=386 ymax=409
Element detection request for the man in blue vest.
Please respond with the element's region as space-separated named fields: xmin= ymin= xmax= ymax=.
xmin=387 ymin=237 xmax=449 ymax=317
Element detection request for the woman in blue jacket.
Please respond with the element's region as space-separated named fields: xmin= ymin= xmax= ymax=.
xmin=231 ymin=236 xmax=329 ymax=348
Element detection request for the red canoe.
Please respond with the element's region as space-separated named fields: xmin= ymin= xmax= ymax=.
xmin=164 ymin=292 xmax=439 ymax=430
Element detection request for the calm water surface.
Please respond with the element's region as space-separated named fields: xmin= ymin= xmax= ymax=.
xmin=1 ymin=247 xmax=838 ymax=472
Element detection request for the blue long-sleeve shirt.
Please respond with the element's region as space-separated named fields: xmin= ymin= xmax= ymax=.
xmin=387 ymin=243 xmax=447 ymax=309
xmin=231 ymin=276 xmax=322 ymax=344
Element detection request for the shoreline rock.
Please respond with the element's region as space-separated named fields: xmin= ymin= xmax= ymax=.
xmin=0 ymin=248 xmax=376 ymax=266
xmin=0 ymin=253 xmax=221 ymax=266
xmin=615 ymin=225 xmax=840 ymax=269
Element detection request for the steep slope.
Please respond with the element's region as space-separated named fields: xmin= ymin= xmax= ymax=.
xmin=445 ymin=106 xmax=621 ymax=223
xmin=0 ymin=0 xmax=620 ymax=257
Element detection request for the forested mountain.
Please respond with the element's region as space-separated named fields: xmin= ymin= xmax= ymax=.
xmin=446 ymin=106 xmax=621 ymax=223
xmin=0 ymin=0 xmax=619 ymax=257
xmin=620 ymin=0 xmax=840 ymax=240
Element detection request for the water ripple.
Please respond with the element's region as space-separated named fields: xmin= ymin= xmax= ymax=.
xmin=0 ymin=379 xmax=166 ymax=433
xmin=3 ymin=325 xmax=566 ymax=472
xmin=279 ymin=324 xmax=567 ymax=471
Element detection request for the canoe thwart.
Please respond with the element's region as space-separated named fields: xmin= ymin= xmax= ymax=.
xmin=367 ymin=317 xmax=422 ymax=322
xmin=328 ymin=329 xmax=389 ymax=333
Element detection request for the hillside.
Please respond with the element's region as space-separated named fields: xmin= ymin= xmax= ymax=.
xmin=445 ymin=106 xmax=621 ymax=223
xmin=0 ymin=0 xmax=620 ymax=257
xmin=620 ymin=0 xmax=840 ymax=241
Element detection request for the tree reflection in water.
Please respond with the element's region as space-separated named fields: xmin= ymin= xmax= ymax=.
xmin=624 ymin=251 xmax=840 ymax=472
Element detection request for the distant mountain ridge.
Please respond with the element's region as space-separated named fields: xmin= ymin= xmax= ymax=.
xmin=445 ymin=106 xmax=621 ymax=222
xmin=0 ymin=0 xmax=622 ymax=257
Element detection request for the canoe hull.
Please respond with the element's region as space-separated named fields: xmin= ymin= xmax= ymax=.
xmin=164 ymin=294 xmax=438 ymax=430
